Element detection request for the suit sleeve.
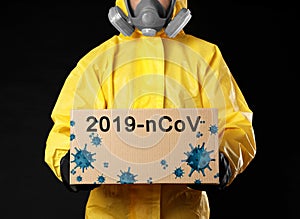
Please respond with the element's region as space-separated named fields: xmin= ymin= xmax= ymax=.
xmin=201 ymin=45 xmax=256 ymax=185
xmin=44 ymin=56 xmax=106 ymax=181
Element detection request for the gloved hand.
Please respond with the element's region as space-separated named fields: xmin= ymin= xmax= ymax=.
xmin=218 ymin=152 xmax=232 ymax=190
xmin=187 ymin=152 xmax=232 ymax=191
xmin=60 ymin=150 xmax=99 ymax=192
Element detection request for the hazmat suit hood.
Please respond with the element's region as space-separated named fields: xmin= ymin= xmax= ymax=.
xmin=114 ymin=0 xmax=188 ymax=36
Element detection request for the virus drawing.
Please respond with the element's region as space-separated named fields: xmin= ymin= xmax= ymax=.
xmin=209 ymin=124 xmax=218 ymax=135
xmin=70 ymin=169 xmax=76 ymax=175
xmin=103 ymin=162 xmax=109 ymax=168
xmin=196 ymin=132 xmax=203 ymax=138
xmin=76 ymin=175 xmax=83 ymax=182
xmin=71 ymin=144 xmax=96 ymax=173
xmin=173 ymin=167 xmax=184 ymax=178
xmin=70 ymin=134 xmax=75 ymax=141
xmin=160 ymin=159 xmax=168 ymax=169
xmin=89 ymin=133 xmax=102 ymax=147
xmin=214 ymin=173 xmax=219 ymax=178
xmin=147 ymin=177 xmax=153 ymax=184
xmin=117 ymin=167 xmax=138 ymax=184
xmin=97 ymin=174 xmax=105 ymax=184
xmin=182 ymin=143 xmax=215 ymax=177
xmin=194 ymin=179 xmax=201 ymax=184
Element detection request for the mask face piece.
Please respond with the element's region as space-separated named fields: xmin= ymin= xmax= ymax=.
xmin=129 ymin=0 xmax=168 ymax=36
xmin=133 ymin=0 xmax=167 ymax=18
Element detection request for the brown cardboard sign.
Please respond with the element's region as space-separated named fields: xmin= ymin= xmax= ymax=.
xmin=70 ymin=108 xmax=219 ymax=185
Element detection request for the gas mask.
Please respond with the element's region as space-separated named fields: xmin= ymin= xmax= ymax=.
xmin=108 ymin=0 xmax=191 ymax=38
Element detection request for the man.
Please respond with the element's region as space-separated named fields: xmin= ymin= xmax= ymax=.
xmin=45 ymin=0 xmax=256 ymax=218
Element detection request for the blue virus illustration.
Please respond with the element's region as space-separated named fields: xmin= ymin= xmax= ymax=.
xmin=103 ymin=162 xmax=109 ymax=168
xmin=194 ymin=179 xmax=201 ymax=184
xmin=76 ymin=175 xmax=83 ymax=182
xmin=70 ymin=120 xmax=75 ymax=127
xmin=117 ymin=167 xmax=138 ymax=184
xmin=160 ymin=159 xmax=168 ymax=169
xmin=196 ymin=131 xmax=203 ymax=138
xmin=214 ymin=173 xmax=219 ymax=178
xmin=70 ymin=133 xmax=76 ymax=141
xmin=209 ymin=124 xmax=218 ymax=135
xmin=89 ymin=133 xmax=102 ymax=147
xmin=173 ymin=167 xmax=184 ymax=178
xmin=96 ymin=174 xmax=105 ymax=184
xmin=71 ymin=144 xmax=96 ymax=173
xmin=182 ymin=143 xmax=215 ymax=177
xmin=71 ymin=169 xmax=76 ymax=175
xmin=147 ymin=177 xmax=153 ymax=184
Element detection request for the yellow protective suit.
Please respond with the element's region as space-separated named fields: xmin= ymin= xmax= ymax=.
xmin=45 ymin=0 xmax=256 ymax=218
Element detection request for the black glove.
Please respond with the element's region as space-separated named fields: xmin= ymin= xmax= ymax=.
xmin=218 ymin=152 xmax=232 ymax=190
xmin=187 ymin=152 xmax=232 ymax=191
xmin=60 ymin=150 xmax=99 ymax=192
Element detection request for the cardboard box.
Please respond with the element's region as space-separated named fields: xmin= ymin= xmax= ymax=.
xmin=70 ymin=108 xmax=219 ymax=185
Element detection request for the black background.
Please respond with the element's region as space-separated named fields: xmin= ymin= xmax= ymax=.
xmin=2 ymin=1 xmax=294 ymax=219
